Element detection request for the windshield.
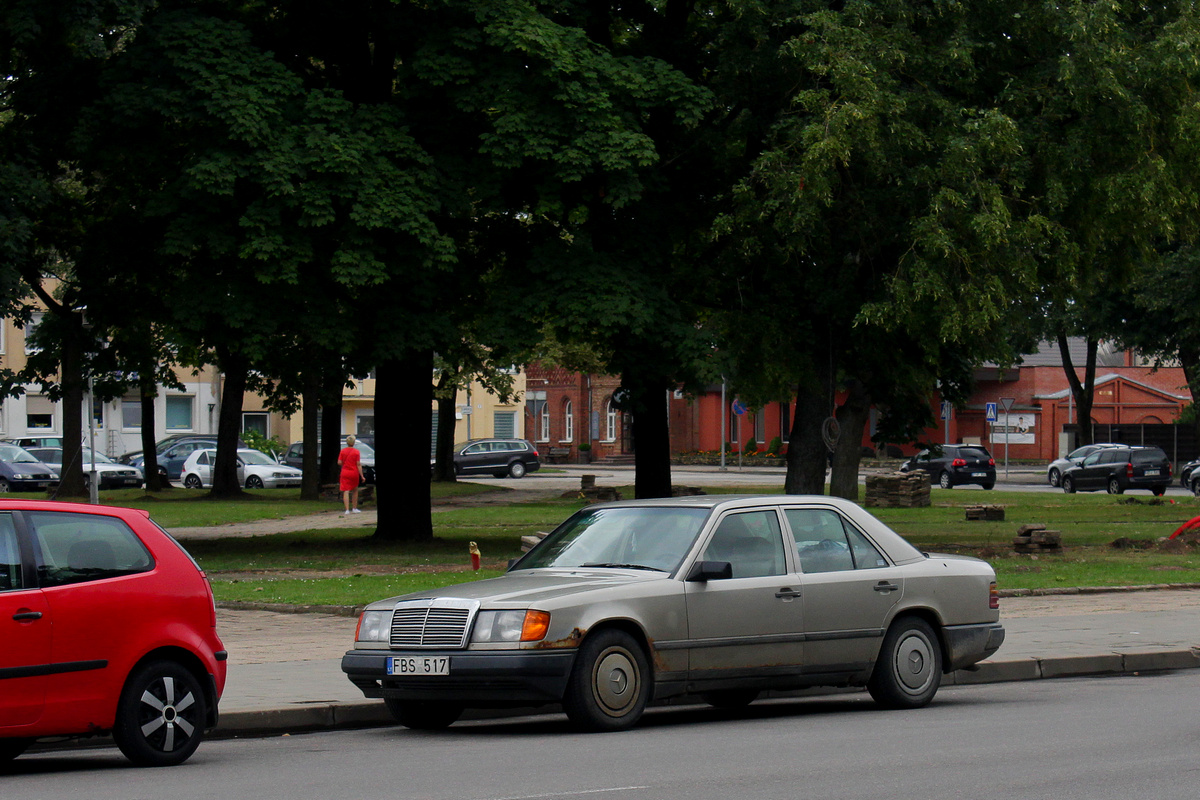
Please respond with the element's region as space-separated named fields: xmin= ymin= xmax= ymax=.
xmin=0 ymin=445 xmax=38 ymax=463
xmin=515 ymin=506 xmax=711 ymax=573
xmin=351 ymin=442 xmax=375 ymax=457
xmin=239 ymin=450 xmax=278 ymax=466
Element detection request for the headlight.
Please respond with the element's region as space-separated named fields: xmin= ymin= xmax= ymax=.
xmin=355 ymin=610 xmax=392 ymax=642
xmin=471 ymin=609 xmax=550 ymax=643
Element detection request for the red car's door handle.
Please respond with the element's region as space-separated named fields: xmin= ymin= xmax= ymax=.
xmin=12 ymin=611 xmax=43 ymax=621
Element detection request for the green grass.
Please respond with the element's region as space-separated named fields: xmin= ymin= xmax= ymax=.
xmin=212 ymin=570 xmax=509 ymax=606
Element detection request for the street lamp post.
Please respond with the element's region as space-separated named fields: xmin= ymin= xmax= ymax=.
xmin=88 ymin=375 xmax=98 ymax=504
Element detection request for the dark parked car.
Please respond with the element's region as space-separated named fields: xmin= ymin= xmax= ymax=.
xmin=1046 ymin=443 xmax=1122 ymax=487
xmin=0 ymin=444 xmax=59 ymax=492
xmin=1061 ymin=445 xmax=1172 ymax=495
xmin=900 ymin=445 xmax=996 ymax=489
xmin=1179 ymin=458 xmax=1200 ymax=489
xmin=0 ymin=499 xmax=226 ymax=766
xmin=450 ymin=438 xmax=540 ymax=479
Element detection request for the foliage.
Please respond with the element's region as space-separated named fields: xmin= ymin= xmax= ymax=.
xmin=240 ymin=429 xmax=287 ymax=459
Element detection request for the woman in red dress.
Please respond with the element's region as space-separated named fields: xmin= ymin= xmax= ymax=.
xmin=338 ymin=435 xmax=365 ymax=514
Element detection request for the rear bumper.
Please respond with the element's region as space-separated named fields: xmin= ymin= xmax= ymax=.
xmin=341 ymin=648 xmax=576 ymax=707
xmin=943 ymin=622 xmax=1006 ymax=671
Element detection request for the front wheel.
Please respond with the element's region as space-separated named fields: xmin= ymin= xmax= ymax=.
xmin=868 ymin=617 xmax=942 ymax=709
xmin=508 ymin=461 xmax=527 ymax=479
xmin=1107 ymin=477 xmax=1123 ymax=495
xmin=1062 ymin=476 xmax=1076 ymax=494
xmin=0 ymin=478 xmax=9 ymax=493
xmin=245 ymin=475 xmax=264 ymax=489
xmin=563 ymin=629 xmax=650 ymax=732
xmin=1048 ymin=468 xmax=1061 ymax=487
xmin=183 ymin=474 xmax=203 ymax=489
xmin=384 ymin=699 xmax=463 ymax=730
xmin=938 ymin=471 xmax=952 ymax=490
xmin=1192 ymin=479 xmax=1200 ymax=498
xmin=113 ymin=659 xmax=207 ymax=767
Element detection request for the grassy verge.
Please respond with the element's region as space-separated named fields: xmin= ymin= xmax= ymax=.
xmin=188 ymin=487 xmax=1200 ymax=607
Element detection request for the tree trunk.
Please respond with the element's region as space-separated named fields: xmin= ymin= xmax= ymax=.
xmin=785 ymin=360 xmax=833 ymax=495
xmin=432 ymin=369 xmax=458 ymax=482
xmin=211 ymin=354 xmax=247 ymax=498
xmin=57 ymin=332 xmax=88 ymax=498
xmin=829 ymin=378 xmax=871 ymax=501
xmin=1058 ymin=332 xmax=1098 ymax=446
xmin=627 ymin=379 xmax=672 ymax=499
xmin=373 ymin=350 xmax=434 ymax=542
xmin=140 ymin=379 xmax=165 ymax=491
xmin=321 ymin=397 xmax=343 ymax=484
xmin=300 ymin=379 xmax=321 ymax=501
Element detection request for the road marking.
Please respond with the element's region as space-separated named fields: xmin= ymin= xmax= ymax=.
xmin=481 ymin=788 xmax=649 ymax=800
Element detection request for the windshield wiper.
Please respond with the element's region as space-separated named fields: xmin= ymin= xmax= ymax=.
xmin=579 ymin=562 xmax=666 ymax=572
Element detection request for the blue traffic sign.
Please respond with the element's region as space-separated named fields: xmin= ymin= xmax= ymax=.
xmin=986 ymin=402 xmax=998 ymax=422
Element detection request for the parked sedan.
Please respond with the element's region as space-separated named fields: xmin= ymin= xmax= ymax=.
xmin=181 ymin=448 xmax=303 ymax=489
xmin=283 ymin=439 xmax=376 ymax=485
xmin=1179 ymin=457 xmax=1200 ymax=489
xmin=1046 ymin=443 xmax=1122 ymax=488
xmin=0 ymin=499 xmax=226 ymax=766
xmin=449 ymin=438 xmax=540 ymax=479
xmin=899 ymin=444 xmax=996 ymax=489
xmin=1061 ymin=445 xmax=1172 ymax=495
xmin=342 ymin=495 xmax=1004 ymax=732
xmin=0 ymin=444 xmax=59 ymax=492
xmin=25 ymin=447 xmax=144 ymax=490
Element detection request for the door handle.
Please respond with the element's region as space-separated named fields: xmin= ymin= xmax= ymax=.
xmin=12 ymin=611 xmax=43 ymax=621
xmin=775 ymin=588 xmax=802 ymax=599
xmin=873 ymin=582 xmax=899 ymax=593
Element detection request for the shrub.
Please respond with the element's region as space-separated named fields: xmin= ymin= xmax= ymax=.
xmin=767 ymin=436 xmax=784 ymax=455
xmin=744 ymin=437 xmax=759 ymax=455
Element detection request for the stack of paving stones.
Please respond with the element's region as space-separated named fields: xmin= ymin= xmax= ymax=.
xmin=864 ymin=471 xmax=931 ymax=508
xmin=965 ymin=505 xmax=1006 ymax=521
xmin=1012 ymin=523 xmax=1063 ymax=554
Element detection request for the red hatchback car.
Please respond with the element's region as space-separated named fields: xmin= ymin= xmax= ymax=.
xmin=0 ymin=500 xmax=226 ymax=767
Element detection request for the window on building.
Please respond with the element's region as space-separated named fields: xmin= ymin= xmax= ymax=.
xmin=26 ymin=395 xmax=55 ymax=430
xmin=538 ymin=404 xmax=550 ymax=442
xmin=605 ymin=399 xmax=617 ymax=441
xmin=0 ymin=320 xmax=6 ymax=355
xmin=356 ymin=413 xmax=374 ymax=437
xmin=121 ymin=396 xmax=141 ymax=429
xmin=165 ymin=395 xmax=194 ymax=430
xmin=242 ymin=412 xmax=268 ymax=438
xmin=494 ymin=410 xmax=516 ymax=439
xmin=22 ymin=312 xmax=44 ymax=355
xmin=754 ymin=410 xmax=765 ymax=443
xmin=562 ymin=399 xmax=574 ymax=442
xmin=780 ymin=402 xmax=791 ymax=442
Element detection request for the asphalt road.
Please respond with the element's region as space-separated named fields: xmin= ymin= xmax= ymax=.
xmin=8 ymin=670 xmax=1200 ymax=799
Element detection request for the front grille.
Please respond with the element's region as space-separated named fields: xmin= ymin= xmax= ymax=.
xmin=389 ymin=598 xmax=479 ymax=649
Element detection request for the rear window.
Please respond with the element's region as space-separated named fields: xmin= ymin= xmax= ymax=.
xmin=1131 ymin=448 xmax=1168 ymax=465
xmin=958 ymin=447 xmax=991 ymax=459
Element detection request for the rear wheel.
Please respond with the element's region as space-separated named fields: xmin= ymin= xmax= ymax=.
xmin=938 ymin=471 xmax=952 ymax=490
xmin=1107 ymin=477 xmax=1123 ymax=495
xmin=1152 ymin=485 xmax=1166 ymax=497
xmin=113 ymin=659 xmax=207 ymax=767
xmin=0 ymin=478 xmax=9 ymax=493
xmin=1048 ymin=468 xmax=1061 ymax=487
xmin=1192 ymin=479 xmax=1200 ymax=497
xmin=508 ymin=461 xmax=527 ymax=479
xmin=1062 ymin=476 xmax=1076 ymax=494
xmin=183 ymin=474 xmax=203 ymax=489
xmin=868 ymin=617 xmax=942 ymax=709
xmin=981 ymin=483 xmax=995 ymax=491
xmin=563 ymin=629 xmax=650 ymax=732
xmin=383 ymin=699 xmax=463 ymax=730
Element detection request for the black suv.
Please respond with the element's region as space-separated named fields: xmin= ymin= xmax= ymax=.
xmin=900 ymin=444 xmax=996 ymax=489
xmin=1060 ymin=445 xmax=1172 ymax=495
xmin=451 ymin=438 xmax=540 ymax=479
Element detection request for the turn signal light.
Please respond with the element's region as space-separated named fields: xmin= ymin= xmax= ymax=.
xmin=521 ymin=610 xmax=551 ymax=642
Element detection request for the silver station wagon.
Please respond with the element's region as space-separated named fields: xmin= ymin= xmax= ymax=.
xmin=342 ymin=495 xmax=1004 ymax=731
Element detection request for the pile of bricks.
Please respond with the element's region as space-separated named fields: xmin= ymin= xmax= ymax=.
xmin=1013 ymin=523 xmax=1063 ymax=554
xmin=864 ymin=472 xmax=931 ymax=508
xmin=965 ymin=505 xmax=1006 ymax=521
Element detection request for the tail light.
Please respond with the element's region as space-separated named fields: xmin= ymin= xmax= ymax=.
xmin=989 ymin=581 xmax=999 ymax=610
xmin=988 ymin=458 xmax=996 ymax=466
xmin=1126 ymin=462 xmax=1134 ymax=478
xmin=1168 ymin=461 xmax=1173 ymax=477
xmin=952 ymin=458 xmax=966 ymax=467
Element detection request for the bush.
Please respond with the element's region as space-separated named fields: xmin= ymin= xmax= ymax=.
xmin=767 ymin=436 xmax=783 ymax=455
xmin=744 ymin=437 xmax=759 ymax=454
xmin=242 ymin=429 xmax=287 ymax=459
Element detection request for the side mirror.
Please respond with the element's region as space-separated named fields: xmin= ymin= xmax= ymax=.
xmin=686 ymin=560 xmax=733 ymax=582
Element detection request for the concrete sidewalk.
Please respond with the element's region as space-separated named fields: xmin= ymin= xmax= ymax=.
xmin=209 ymin=588 xmax=1200 ymax=738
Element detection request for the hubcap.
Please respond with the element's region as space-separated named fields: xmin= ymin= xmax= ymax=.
xmin=593 ymin=648 xmax=638 ymax=717
xmin=895 ymin=632 xmax=935 ymax=694
xmin=139 ymin=676 xmax=197 ymax=752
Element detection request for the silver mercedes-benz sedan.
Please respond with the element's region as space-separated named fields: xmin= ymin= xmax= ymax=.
xmin=342 ymin=495 xmax=1004 ymax=731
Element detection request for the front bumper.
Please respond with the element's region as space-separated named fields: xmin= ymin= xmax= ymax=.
xmin=943 ymin=622 xmax=1006 ymax=671
xmin=341 ymin=648 xmax=577 ymax=708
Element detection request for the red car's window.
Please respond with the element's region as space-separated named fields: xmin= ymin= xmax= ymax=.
xmin=0 ymin=513 xmax=21 ymax=590
xmin=27 ymin=511 xmax=154 ymax=588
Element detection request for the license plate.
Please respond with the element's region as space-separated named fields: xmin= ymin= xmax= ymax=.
xmin=972 ymin=472 xmax=987 ymax=477
xmin=387 ymin=656 xmax=450 ymax=676
xmin=1145 ymin=469 xmax=1160 ymax=476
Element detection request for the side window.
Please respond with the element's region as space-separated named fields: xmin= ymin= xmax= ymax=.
xmin=28 ymin=511 xmax=154 ymax=588
xmin=288 ymin=443 xmax=302 ymax=458
xmin=845 ymin=526 xmax=888 ymax=569
xmin=198 ymin=452 xmax=209 ymax=466
xmin=0 ymin=514 xmax=22 ymax=590
xmin=787 ymin=509 xmax=855 ymax=573
xmin=465 ymin=443 xmax=486 ymax=455
xmin=701 ymin=510 xmax=785 ymax=578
